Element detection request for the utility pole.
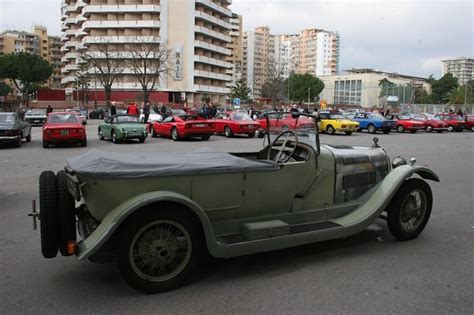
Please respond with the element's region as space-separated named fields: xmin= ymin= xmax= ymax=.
xmin=307 ymin=87 xmax=310 ymax=111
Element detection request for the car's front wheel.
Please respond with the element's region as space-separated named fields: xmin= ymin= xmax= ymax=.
xmin=116 ymin=208 xmax=204 ymax=293
xmin=98 ymin=128 xmax=104 ymax=140
xmin=326 ymin=125 xmax=336 ymax=135
xmin=426 ymin=125 xmax=433 ymax=133
xmin=397 ymin=125 xmax=405 ymax=133
xmin=386 ymin=178 xmax=432 ymax=241
xmin=447 ymin=125 xmax=454 ymax=132
xmin=112 ymin=130 xmax=118 ymax=143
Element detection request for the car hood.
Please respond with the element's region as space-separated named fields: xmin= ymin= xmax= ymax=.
xmin=25 ymin=114 xmax=47 ymax=118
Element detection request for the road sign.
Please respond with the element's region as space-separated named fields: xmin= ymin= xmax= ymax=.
xmin=320 ymin=100 xmax=327 ymax=110
xmin=233 ymin=98 xmax=241 ymax=109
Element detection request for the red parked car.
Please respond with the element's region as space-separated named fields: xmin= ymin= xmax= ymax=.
xmin=435 ymin=114 xmax=465 ymax=132
xmin=258 ymin=112 xmax=316 ymax=131
xmin=464 ymin=115 xmax=474 ymax=132
xmin=413 ymin=114 xmax=449 ymax=133
xmin=42 ymin=112 xmax=87 ymax=148
xmin=386 ymin=114 xmax=425 ymax=133
xmin=212 ymin=111 xmax=261 ymax=138
xmin=149 ymin=115 xmax=215 ymax=141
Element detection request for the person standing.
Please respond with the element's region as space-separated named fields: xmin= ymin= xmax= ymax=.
xmin=248 ymin=105 xmax=255 ymax=120
xmin=46 ymin=105 xmax=53 ymax=114
xmin=127 ymin=102 xmax=139 ymax=115
xmin=110 ymin=102 xmax=117 ymax=116
xmin=143 ymin=102 xmax=150 ymax=123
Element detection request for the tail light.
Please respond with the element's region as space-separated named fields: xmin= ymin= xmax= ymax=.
xmin=185 ymin=124 xmax=190 ymax=128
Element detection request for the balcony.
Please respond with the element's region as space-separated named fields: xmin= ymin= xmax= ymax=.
xmin=64 ymin=40 xmax=79 ymax=48
xmin=194 ymin=84 xmax=230 ymax=94
xmin=60 ymin=45 xmax=69 ymax=52
xmin=82 ymin=20 xmax=161 ymax=30
xmin=65 ymin=29 xmax=76 ymax=37
xmin=194 ymin=70 xmax=231 ymax=81
xmin=64 ymin=52 xmax=79 ymax=60
xmin=194 ymin=55 xmax=232 ymax=68
xmin=61 ymin=76 xmax=76 ymax=84
xmin=195 ymin=0 xmax=232 ymax=17
xmin=82 ymin=4 xmax=161 ymax=16
xmin=194 ymin=40 xmax=231 ymax=55
xmin=82 ymin=35 xmax=161 ymax=45
xmin=194 ymin=26 xmax=230 ymax=43
xmin=195 ymin=11 xmax=231 ymax=30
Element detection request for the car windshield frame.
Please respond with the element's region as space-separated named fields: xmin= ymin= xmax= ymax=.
xmin=264 ymin=111 xmax=320 ymax=157
xmin=115 ymin=115 xmax=141 ymax=124
xmin=47 ymin=113 xmax=80 ymax=124
xmin=231 ymin=112 xmax=253 ymax=121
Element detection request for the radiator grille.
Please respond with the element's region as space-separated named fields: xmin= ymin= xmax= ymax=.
xmin=343 ymin=172 xmax=377 ymax=188
xmin=342 ymin=155 xmax=370 ymax=165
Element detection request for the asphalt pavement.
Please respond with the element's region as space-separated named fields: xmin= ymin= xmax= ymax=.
xmin=1 ymin=120 xmax=473 ymax=314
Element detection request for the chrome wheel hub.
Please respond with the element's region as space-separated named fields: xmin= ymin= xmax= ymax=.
xmin=400 ymin=189 xmax=427 ymax=232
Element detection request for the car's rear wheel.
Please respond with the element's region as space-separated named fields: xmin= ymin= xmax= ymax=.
xmin=98 ymin=128 xmax=104 ymax=140
xmin=15 ymin=135 xmax=22 ymax=147
xmin=326 ymin=125 xmax=336 ymax=135
xmin=368 ymin=124 xmax=376 ymax=134
xmin=81 ymin=138 xmax=87 ymax=147
xmin=224 ymin=126 xmax=234 ymax=138
xmin=201 ymin=135 xmax=211 ymax=141
xmin=426 ymin=125 xmax=433 ymax=133
xmin=139 ymin=136 xmax=146 ymax=143
xmin=386 ymin=178 xmax=432 ymax=241
xmin=56 ymin=171 xmax=76 ymax=256
xmin=345 ymin=131 xmax=352 ymax=135
xmin=171 ymin=127 xmax=180 ymax=141
xmin=39 ymin=171 xmax=59 ymax=258
xmin=42 ymin=140 xmax=49 ymax=148
xmin=397 ymin=125 xmax=405 ymax=133
xmin=471 ymin=125 xmax=474 ymax=132
xmin=116 ymin=208 xmax=204 ymax=293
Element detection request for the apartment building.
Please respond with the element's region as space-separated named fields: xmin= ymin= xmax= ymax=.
xmin=226 ymin=13 xmax=243 ymax=89
xmin=0 ymin=26 xmax=62 ymax=89
xmin=243 ymin=26 xmax=275 ymax=98
xmin=291 ymin=28 xmax=339 ymax=76
xmin=61 ymin=0 xmax=233 ymax=104
xmin=442 ymin=57 xmax=474 ymax=85
xmin=273 ymin=34 xmax=296 ymax=79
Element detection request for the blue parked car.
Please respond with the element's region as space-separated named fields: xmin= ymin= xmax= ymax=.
xmin=353 ymin=112 xmax=395 ymax=134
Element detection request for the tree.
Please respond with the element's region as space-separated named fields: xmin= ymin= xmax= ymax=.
xmin=0 ymin=82 xmax=11 ymax=97
xmin=229 ymin=79 xmax=250 ymax=103
xmin=284 ymin=73 xmax=324 ymax=102
xmin=414 ymin=88 xmax=433 ymax=104
xmin=83 ymin=43 xmax=125 ymax=106
xmin=127 ymin=41 xmax=169 ymax=104
xmin=431 ymin=73 xmax=458 ymax=104
xmin=74 ymin=57 xmax=91 ymax=106
xmin=261 ymin=63 xmax=286 ymax=104
xmin=0 ymin=52 xmax=53 ymax=105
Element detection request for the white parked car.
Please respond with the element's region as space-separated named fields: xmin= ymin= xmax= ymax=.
xmin=24 ymin=109 xmax=47 ymax=126
xmin=139 ymin=108 xmax=163 ymax=123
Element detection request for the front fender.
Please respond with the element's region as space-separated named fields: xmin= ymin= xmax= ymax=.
xmin=333 ymin=165 xmax=439 ymax=236
xmin=76 ymin=191 xmax=215 ymax=260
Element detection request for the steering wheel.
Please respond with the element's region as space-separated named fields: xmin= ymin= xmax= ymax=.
xmin=267 ymin=130 xmax=299 ymax=163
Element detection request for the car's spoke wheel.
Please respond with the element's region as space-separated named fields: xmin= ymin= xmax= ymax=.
xmin=171 ymin=127 xmax=179 ymax=141
xmin=98 ymin=128 xmax=104 ymax=140
xmin=368 ymin=124 xmax=376 ymax=134
xmin=397 ymin=125 xmax=405 ymax=133
xmin=447 ymin=125 xmax=453 ymax=132
xmin=224 ymin=126 xmax=233 ymax=138
xmin=426 ymin=125 xmax=433 ymax=132
xmin=386 ymin=178 xmax=432 ymax=241
xmin=56 ymin=171 xmax=76 ymax=256
xmin=117 ymin=209 xmax=204 ymax=293
xmin=327 ymin=125 xmax=335 ymax=135
xmin=39 ymin=171 xmax=59 ymax=258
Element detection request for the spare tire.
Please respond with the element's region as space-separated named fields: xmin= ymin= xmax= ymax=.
xmin=39 ymin=171 xmax=59 ymax=258
xmin=57 ymin=170 xmax=76 ymax=256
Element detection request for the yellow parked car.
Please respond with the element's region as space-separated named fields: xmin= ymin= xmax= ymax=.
xmin=319 ymin=112 xmax=360 ymax=135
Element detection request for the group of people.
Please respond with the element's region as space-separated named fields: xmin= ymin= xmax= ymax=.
xmin=197 ymin=104 xmax=218 ymax=119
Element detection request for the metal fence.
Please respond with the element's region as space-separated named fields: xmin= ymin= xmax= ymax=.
xmin=398 ymin=104 xmax=474 ymax=115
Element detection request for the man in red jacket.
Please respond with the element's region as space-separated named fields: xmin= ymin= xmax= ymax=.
xmin=127 ymin=103 xmax=139 ymax=115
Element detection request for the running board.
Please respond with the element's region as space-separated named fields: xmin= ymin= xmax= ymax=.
xmin=218 ymin=220 xmax=341 ymax=246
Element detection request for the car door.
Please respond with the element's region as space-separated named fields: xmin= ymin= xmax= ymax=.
xmin=101 ymin=117 xmax=113 ymax=138
xmin=156 ymin=116 xmax=174 ymax=136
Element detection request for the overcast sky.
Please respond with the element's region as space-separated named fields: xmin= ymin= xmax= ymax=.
xmin=1 ymin=0 xmax=472 ymax=78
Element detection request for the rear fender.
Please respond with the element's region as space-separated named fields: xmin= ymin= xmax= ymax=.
xmin=76 ymin=191 xmax=215 ymax=260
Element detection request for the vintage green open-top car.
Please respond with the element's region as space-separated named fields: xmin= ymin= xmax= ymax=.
xmin=31 ymin=112 xmax=439 ymax=293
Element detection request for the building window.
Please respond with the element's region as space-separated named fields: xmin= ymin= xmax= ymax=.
xmin=334 ymin=79 xmax=362 ymax=106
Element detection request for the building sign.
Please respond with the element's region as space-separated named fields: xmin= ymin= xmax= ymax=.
xmin=173 ymin=44 xmax=183 ymax=81
xmin=386 ymin=96 xmax=399 ymax=102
